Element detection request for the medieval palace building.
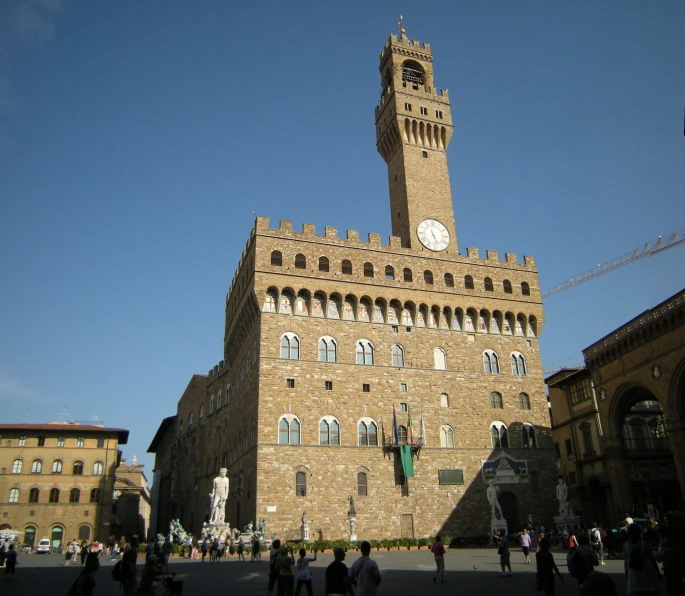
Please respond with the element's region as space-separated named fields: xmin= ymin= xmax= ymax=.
xmin=149 ymin=27 xmax=557 ymax=541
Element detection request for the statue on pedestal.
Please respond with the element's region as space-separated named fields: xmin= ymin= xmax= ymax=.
xmin=556 ymin=478 xmax=571 ymax=516
xmin=487 ymin=480 xmax=504 ymax=521
xmin=209 ymin=468 xmax=229 ymax=525
xmin=347 ymin=496 xmax=356 ymax=517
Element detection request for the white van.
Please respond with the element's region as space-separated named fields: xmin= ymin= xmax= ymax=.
xmin=36 ymin=538 xmax=51 ymax=554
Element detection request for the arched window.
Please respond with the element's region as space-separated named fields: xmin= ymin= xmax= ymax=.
xmin=318 ymin=256 xmax=329 ymax=272
xmin=440 ymin=425 xmax=455 ymax=448
xmin=511 ymin=352 xmax=527 ymax=375
xmin=188 ymin=412 xmax=193 ymax=430
xmin=199 ymin=405 xmax=204 ymax=426
xmin=318 ymin=337 xmax=337 ymax=363
xmin=518 ymin=393 xmax=531 ymax=410
xmin=521 ymin=424 xmax=537 ymax=448
xmin=483 ymin=350 xmax=500 ymax=374
xmin=491 ymin=422 xmax=509 ymax=448
xmin=69 ymin=488 xmax=80 ymax=503
xmin=31 ymin=459 xmax=42 ymax=474
xmin=319 ymin=418 xmax=340 ymax=445
xmin=24 ymin=526 xmax=36 ymax=547
xmin=363 ymin=262 xmax=374 ymax=278
xmin=295 ymin=471 xmax=306 ymax=496
xmin=90 ymin=488 xmax=101 ymax=503
xmin=464 ymin=275 xmax=474 ymax=289
xmin=434 ymin=348 xmax=447 ymax=370
xmin=93 ymin=461 xmax=104 ymax=475
xmin=490 ymin=392 xmax=503 ymax=409
xmin=271 ymin=251 xmax=282 ymax=266
xmin=280 ymin=333 xmax=300 ymax=360
xmin=357 ymin=472 xmax=368 ymax=496
xmin=385 ymin=265 xmax=395 ymax=280
xmin=503 ymin=279 xmax=512 ymax=294
xmin=278 ymin=417 xmax=301 ymax=445
xmin=52 ymin=460 xmax=63 ymax=474
xmin=29 ymin=488 xmax=39 ymax=503
xmin=521 ymin=281 xmax=530 ymax=296
xmin=78 ymin=526 xmax=91 ymax=541
xmin=484 ymin=277 xmax=494 ymax=292
xmin=357 ymin=420 xmax=378 ymax=446
xmin=403 ymin=268 xmax=413 ymax=282
xmin=295 ymin=254 xmax=306 ymax=269
xmin=9 ymin=488 xmax=19 ymax=503
xmin=73 ymin=461 xmax=83 ymax=475
xmin=209 ymin=395 xmax=215 ymax=414
xmin=444 ymin=273 xmax=454 ymax=287
xmin=179 ymin=420 xmax=184 ymax=435
xmin=342 ymin=260 xmax=352 ymax=275
xmin=356 ymin=340 xmax=374 ymax=365
xmin=49 ymin=488 xmax=60 ymax=503
xmin=392 ymin=345 xmax=405 ymax=367
xmin=424 ymin=270 xmax=434 ymax=285
xmin=11 ymin=459 xmax=22 ymax=474
xmin=398 ymin=425 xmax=408 ymax=444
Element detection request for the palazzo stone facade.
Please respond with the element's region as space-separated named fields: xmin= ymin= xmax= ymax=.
xmin=149 ymin=27 xmax=557 ymax=541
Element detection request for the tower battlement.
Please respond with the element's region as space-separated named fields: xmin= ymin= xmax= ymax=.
xmin=252 ymin=216 xmax=536 ymax=269
xmin=380 ymin=33 xmax=432 ymax=61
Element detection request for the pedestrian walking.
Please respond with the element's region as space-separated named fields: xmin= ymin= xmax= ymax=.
xmin=201 ymin=539 xmax=208 ymax=562
xmin=497 ymin=530 xmax=512 ymax=576
xmin=535 ymin=538 xmax=563 ymax=596
xmin=521 ymin=528 xmax=532 ymax=564
xmin=65 ymin=541 xmax=74 ymax=566
xmin=350 ymin=540 xmax=382 ymax=596
xmin=589 ymin=522 xmax=605 ymax=566
xmin=624 ymin=523 xmax=661 ymax=596
xmin=431 ymin=535 xmax=446 ymax=583
xmin=4 ymin=544 xmax=17 ymax=580
xmin=325 ymin=547 xmax=352 ymax=596
xmin=80 ymin=541 xmax=88 ymax=565
xmin=294 ymin=547 xmax=317 ymax=596
xmin=121 ymin=536 xmax=139 ymax=596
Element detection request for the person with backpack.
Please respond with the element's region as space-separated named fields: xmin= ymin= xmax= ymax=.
xmin=589 ymin=523 xmax=606 ymax=566
xmin=267 ymin=539 xmax=281 ymax=596
xmin=625 ymin=523 xmax=661 ymax=596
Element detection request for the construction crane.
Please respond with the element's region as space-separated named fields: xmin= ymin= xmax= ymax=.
xmin=543 ymin=229 xmax=685 ymax=298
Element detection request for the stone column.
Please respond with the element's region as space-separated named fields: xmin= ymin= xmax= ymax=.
xmin=604 ymin=439 xmax=633 ymax=518
xmin=349 ymin=517 xmax=357 ymax=542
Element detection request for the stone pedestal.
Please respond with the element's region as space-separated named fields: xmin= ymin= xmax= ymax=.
xmin=491 ymin=515 xmax=508 ymax=537
xmin=348 ymin=516 xmax=357 ymax=542
xmin=554 ymin=514 xmax=582 ymax=530
xmin=301 ymin=521 xmax=311 ymax=542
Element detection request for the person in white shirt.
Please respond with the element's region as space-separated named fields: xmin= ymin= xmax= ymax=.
xmin=294 ymin=547 xmax=317 ymax=596
xmin=521 ymin=528 xmax=532 ymax=564
xmin=350 ymin=541 xmax=381 ymax=596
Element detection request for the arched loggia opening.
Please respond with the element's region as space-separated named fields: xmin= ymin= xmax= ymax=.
xmin=618 ymin=386 xmax=682 ymax=516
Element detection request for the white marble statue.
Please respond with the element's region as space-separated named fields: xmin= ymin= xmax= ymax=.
xmin=487 ymin=479 xmax=504 ymax=520
xmin=209 ymin=468 xmax=229 ymax=524
xmin=556 ymin=477 xmax=571 ymax=516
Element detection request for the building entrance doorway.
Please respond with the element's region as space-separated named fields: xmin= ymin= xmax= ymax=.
xmin=499 ymin=493 xmax=519 ymax=531
xmin=400 ymin=514 xmax=414 ymax=538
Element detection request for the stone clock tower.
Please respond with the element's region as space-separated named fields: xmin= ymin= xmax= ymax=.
xmin=375 ymin=20 xmax=457 ymax=253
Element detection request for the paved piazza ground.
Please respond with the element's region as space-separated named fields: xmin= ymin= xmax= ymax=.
xmin=3 ymin=548 xmax=628 ymax=596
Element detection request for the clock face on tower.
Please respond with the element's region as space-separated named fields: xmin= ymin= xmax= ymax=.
xmin=417 ymin=219 xmax=450 ymax=251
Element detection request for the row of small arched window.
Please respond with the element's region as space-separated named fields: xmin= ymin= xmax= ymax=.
xmin=270 ymin=251 xmax=531 ymax=295
xmin=8 ymin=487 xmax=101 ymax=504
xmin=11 ymin=459 xmax=104 ymax=475
xmin=278 ymin=416 xmax=538 ymax=449
xmin=295 ymin=471 xmax=371 ymax=497
xmin=483 ymin=351 xmax=527 ymax=375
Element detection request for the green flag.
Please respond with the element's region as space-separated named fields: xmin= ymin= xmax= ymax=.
xmin=400 ymin=445 xmax=413 ymax=478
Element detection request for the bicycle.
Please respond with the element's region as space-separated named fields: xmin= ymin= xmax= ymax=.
xmin=161 ymin=574 xmax=183 ymax=595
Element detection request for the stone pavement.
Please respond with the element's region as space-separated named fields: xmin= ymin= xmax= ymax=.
xmin=2 ymin=548 xmax=628 ymax=596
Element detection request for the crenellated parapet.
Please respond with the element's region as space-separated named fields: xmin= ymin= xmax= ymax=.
xmin=253 ymin=216 xmax=537 ymax=270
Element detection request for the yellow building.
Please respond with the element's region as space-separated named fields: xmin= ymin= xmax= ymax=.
xmin=0 ymin=422 xmax=128 ymax=547
xmin=547 ymin=288 xmax=685 ymax=526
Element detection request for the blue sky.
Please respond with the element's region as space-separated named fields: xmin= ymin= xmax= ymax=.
xmin=1 ymin=1 xmax=683 ymax=476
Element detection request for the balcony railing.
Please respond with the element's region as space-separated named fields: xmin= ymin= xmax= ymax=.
xmin=623 ymin=437 xmax=670 ymax=454
xmin=383 ymin=437 xmax=424 ymax=452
